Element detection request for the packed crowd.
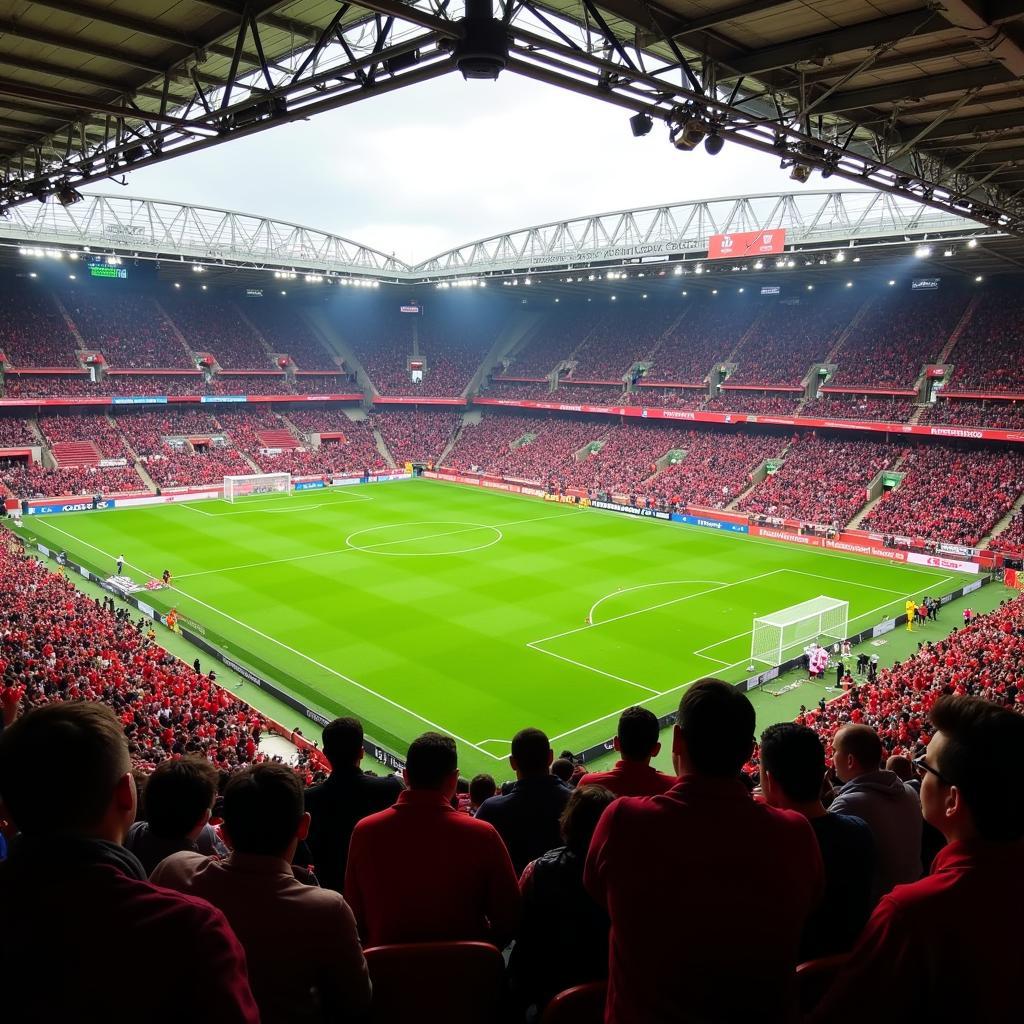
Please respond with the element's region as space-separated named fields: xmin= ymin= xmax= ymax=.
xmin=2 ymin=373 xmax=97 ymax=398
xmin=490 ymin=417 xmax=607 ymax=481
xmin=642 ymin=429 xmax=782 ymax=509
xmin=213 ymin=409 xmax=290 ymax=454
xmin=947 ymin=290 xmax=1024 ymax=392
xmin=0 ymin=459 xmax=145 ymax=499
xmin=370 ymin=409 xmax=460 ymax=464
xmin=480 ymin=380 xmax=555 ymax=400
xmin=285 ymin=406 xmax=359 ymax=437
xmin=504 ymin=308 xmax=605 ymax=377
xmin=813 ymin=395 xmax=917 ymax=423
xmin=97 ymin=373 xmax=209 ymax=396
xmin=645 ymin=300 xmax=756 ymax=384
xmin=732 ymin=295 xmax=859 ymax=385
xmin=38 ymin=414 xmax=130 ymax=460
xmin=247 ymin=304 xmax=337 ymax=370
xmin=922 ymin=399 xmax=1024 ymax=429
xmin=864 ymin=445 xmax=1024 ymax=545
xmin=830 ymin=291 xmax=969 ymax=388
xmin=547 ymin=423 xmax=689 ymax=496
xmin=141 ymin=447 xmax=252 ymax=490
xmin=631 ymin=386 xmax=707 ymax=409
xmin=546 ymin=383 xmax=626 ymax=404
xmin=989 ymin=509 xmax=1024 ymax=556
xmin=0 ymin=417 xmax=33 ymax=448
xmin=207 ymin=373 xmax=293 ymax=395
xmin=569 ymin=306 xmax=678 ymax=380
xmin=442 ymin=413 xmax=546 ymax=475
xmin=161 ymin=295 xmax=273 ymax=370
xmin=705 ymin=391 xmax=802 ymax=416
xmin=0 ymin=284 xmax=78 ymax=367
xmin=738 ymin=435 xmax=894 ymax=527
xmin=63 ymin=289 xmax=191 ymax=369
xmin=114 ymin=410 xmax=222 ymax=457
xmin=291 ymin=374 xmax=359 ymax=395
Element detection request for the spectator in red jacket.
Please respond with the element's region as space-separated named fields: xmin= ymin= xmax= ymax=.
xmin=344 ymin=731 xmax=520 ymax=947
xmin=811 ymin=696 xmax=1024 ymax=1022
xmin=0 ymin=701 xmax=259 ymax=1023
xmin=577 ymin=705 xmax=677 ymax=797
xmin=584 ymin=679 xmax=823 ymax=1024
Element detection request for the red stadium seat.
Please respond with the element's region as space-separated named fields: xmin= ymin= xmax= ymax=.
xmin=540 ymin=981 xmax=607 ymax=1024
xmin=363 ymin=941 xmax=505 ymax=1024
xmin=795 ymin=953 xmax=851 ymax=1012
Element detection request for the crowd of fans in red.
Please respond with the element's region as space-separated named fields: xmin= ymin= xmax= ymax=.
xmin=502 ymin=308 xmax=604 ymax=378
xmin=371 ymin=409 xmax=460 ymax=464
xmin=2 ymin=373 xmax=97 ymax=398
xmin=249 ymin=303 xmax=338 ymax=371
xmin=864 ymin=445 xmax=1024 ymax=545
xmin=480 ymin=380 xmax=555 ymax=401
xmin=641 ymin=429 xmax=781 ymax=509
xmin=989 ymin=508 xmax=1024 ymax=556
xmin=732 ymin=295 xmax=859 ymax=385
xmin=830 ymin=291 xmax=969 ymax=388
xmin=141 ymin=447 xmax=252 ymax=490
xmin=291 ymin=374 xmax=358 ymax=395
xmin=645 ymin=300 xmax=756 ymax=384
xmin=38 ymin=414 xmax=130 ymax=460
xmin=0 ymin=284 xmax=78 ymax=368
xmin=547 ymin=423 xmax=688 ymax=496
xmin=443 ymin=414 xmax=545 ymax=475
xmin=0 ymin=417 xmax=34 ymax=448
xmin=0 ymin=460 xmax=145 ymax=499
xmin=489 ymin=417 xmax=606 ymax=481
xmin=62 ymin=289 xmax=191 ymax=370
xmin=632 ymin=386 xmax=706 ymax=409
xmin=706 ymin=391 xmax=801 ymax=416
xmin=569 ymin=306 xmax=677 ymax=380
xmin=947 ymin=290 xmax=1024 ymax=392
xmin=922 ymin=398 xmax=1024 ymax=429
xmin=160 ymin=295 xmax=273 ymax=370
xmin=738 ymin=435 xmax=894 ymax=527
xmin=546 ymin=382 xmax=626 ymax=404
xmin=813 ymin=395 xmax=916 ymax=423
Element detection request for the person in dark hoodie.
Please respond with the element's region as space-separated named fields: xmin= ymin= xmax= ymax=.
xmin=0 ymin=702 xmax=258 ymax=1023
xmin=830 ymin=723 xmax=923 ymax=902
xmin=126 ymin=755 xmax=224 ymax=875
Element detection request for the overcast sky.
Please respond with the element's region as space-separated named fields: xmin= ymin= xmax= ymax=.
xmin=116 ymin=72 xmax=807 ymax=264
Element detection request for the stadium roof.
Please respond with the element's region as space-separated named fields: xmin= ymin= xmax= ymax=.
xmin=0 ymin=187 xmax=1007 ymax=286
xmin=2 ymin=2 xmax=1024 ymax=234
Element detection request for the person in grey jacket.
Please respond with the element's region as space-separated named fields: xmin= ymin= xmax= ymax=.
xmin=829 ymin=724 xmax=923 ymax=904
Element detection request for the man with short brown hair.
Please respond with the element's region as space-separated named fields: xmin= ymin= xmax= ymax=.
xmin=0 ymin=702 xmax=258 ymax=1023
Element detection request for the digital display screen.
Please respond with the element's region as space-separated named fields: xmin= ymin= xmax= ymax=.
xmin=88 ymin=264 xmax=127 ymax=279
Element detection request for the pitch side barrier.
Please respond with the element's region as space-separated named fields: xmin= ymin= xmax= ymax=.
xmin=20 ymin=539 xmax=409 ymax=773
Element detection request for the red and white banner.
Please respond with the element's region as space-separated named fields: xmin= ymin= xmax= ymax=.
xmin=708 ymin=228 xmax=786 ymax=260
xmin=907 ymin=552 xmax=980 ymax=574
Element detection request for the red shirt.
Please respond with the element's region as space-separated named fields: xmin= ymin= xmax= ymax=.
xmin=344 ymin=789 xmax=521 ymax=947
xmin=577 ymin=760 xmax=677 ymax=798
xmin=811 ymin=839 xmax=1024 ymax=1023
xmin=585 ymin=775 xmax=823 ymax=1024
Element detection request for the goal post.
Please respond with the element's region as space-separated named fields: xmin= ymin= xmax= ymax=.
xmin=222 ymin=472 xmax=291 ymax=502
xmin=750 ymin=596 xmax=850 ymax=668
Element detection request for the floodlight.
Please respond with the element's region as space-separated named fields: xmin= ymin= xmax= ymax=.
xmin=670 ymin=118 xmax=706 ymax=151
xmin=629 ymin=112 xmax=653 ymax=137
xmin=704 ymin=132 xmax=724 ymax=156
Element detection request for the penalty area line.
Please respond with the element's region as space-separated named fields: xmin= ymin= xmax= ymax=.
xmin=35 ymin=520 xmax=503 ymax=762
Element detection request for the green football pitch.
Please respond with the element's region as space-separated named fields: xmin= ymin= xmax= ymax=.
xmin=22 ymin=479 xmax=972 ymax=778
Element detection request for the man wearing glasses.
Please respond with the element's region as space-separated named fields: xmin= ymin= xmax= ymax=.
xmin=811 ymin=697 xmax=1024 ymax=1022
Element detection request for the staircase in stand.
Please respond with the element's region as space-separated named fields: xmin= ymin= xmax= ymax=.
xmin=258 ymin=428 xmax=300 ymax=450
xmin=373 ymin=428 xmax=397 ymax=468
xmin=50 ymin=291 xmax=88 ymax=350
xmin=51 ymin=441 xmax=101 ymax=467
xmin=984 ymin=491 xmax=1024 ymax=548
xmin=154 ymin=299 xmax=201 ymax=363
xmin=938 ymin=292 xmax=981 ymax=365
xmin=826 ymin=295 xmax=876 ymax=364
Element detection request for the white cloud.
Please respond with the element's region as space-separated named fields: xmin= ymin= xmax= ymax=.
xmin=124 ymin=71 xmax=806 ymax=263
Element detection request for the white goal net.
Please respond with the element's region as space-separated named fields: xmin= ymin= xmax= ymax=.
xmin=223 ymin=472 xmax=291 ymax=502
xmin=750 ymin=596 xmax=849 ymax=668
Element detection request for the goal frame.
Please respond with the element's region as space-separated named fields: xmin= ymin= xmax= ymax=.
xmin=750 ymin=596 xmax=850 ymax=668
xmin=222 ymin=472 xmax=292 ymax=503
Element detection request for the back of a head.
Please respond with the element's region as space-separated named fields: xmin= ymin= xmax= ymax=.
xmin=617 ymin=705 xmax=660 ymax=761
xmin=550 ymin=758 xmax=574 ymax=783
xmin=676 ymin=679 xmax=755 ymax=778
xmin=469 ymin=773 xmax=496 ymax=806
xmin=560 ymin=785 xmax=616 ymax=857
xmin=405 ymin=732 xmax=458 ymax=790
xmin=511 ymin=727 xmax=551 ymax=777
xmin=0 ymin=702 xmax=129 ymax=837
xmin=223 ymin=762 xmax=304 ymax=857
xmin=835 ymin=724 xmax=883 ymax=773
xmin=760 ymin=723 xmax=826 ymax=803
xmin=930 ymin=696 xmax=1024 ymax=842
xmin=143 ymin=756 xmax=219 ymax=839
xmin=885 ymin=755 xmax=914 ymax=782
xmin=322 ymin=716 xmax=363 ymax=768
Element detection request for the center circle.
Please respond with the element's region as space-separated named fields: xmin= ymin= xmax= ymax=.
xmin=344 ymin=521 xmax=503 ymax=557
